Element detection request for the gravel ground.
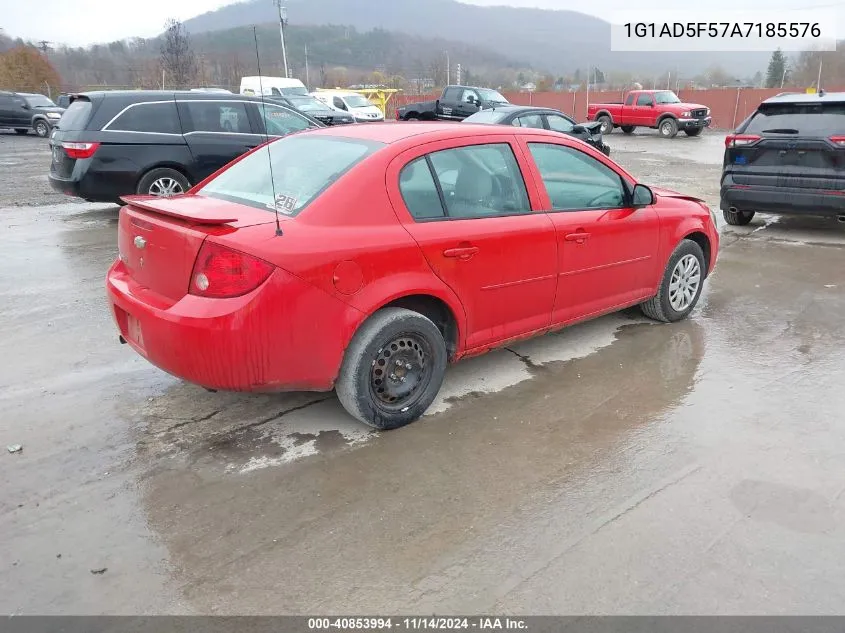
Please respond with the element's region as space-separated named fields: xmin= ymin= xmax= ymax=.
xmin=0 ymin=130 xmax=77 ymax=207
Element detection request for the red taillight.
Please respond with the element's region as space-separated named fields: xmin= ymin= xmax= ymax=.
xmin=62 ymin=141 xmax=100 ymax=159
xmin=830 ymin=136 xmax=845 ymax=146
xmin=190 ymin=242 xmax=274 ymax=298
xmin=725 ymin=134 xmax=760 ymax=148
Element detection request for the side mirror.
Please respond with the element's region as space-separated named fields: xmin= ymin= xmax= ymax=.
xmin=632 ymin=184 xmax=654 ymax=207
xmin=21 ymin=102 xmax=30 ymax=110
xmin=649 ymin=102 xmax=655 ymax=108
xmin=467 ymin=95 xmax=477 ymax=105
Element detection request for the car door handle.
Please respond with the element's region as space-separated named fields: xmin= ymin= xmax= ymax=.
xmin=443 ymin=246 xmax=479 ymax=259
xmin=564 ymin=231 xmax=591 ymax=243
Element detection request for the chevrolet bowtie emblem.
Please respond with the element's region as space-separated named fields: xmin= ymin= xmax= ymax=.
xmin=134 ymin=236 xmax=146 ymax=249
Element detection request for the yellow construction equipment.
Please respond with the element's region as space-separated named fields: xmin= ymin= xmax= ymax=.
xmin=315 ymin=87 xmax=402 ymax=116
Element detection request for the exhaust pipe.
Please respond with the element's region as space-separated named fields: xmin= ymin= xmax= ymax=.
xmin=729 ymin=207 xmax=738 ymax=214
xmin=837 ymin=215 xmax=845 ymax=224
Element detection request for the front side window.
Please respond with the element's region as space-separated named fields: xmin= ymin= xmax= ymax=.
xmin=546 ymin=114 xmax=575 ymax=133
xmin=528 ymin=143 xmax=626 ymax=211
xmin=427 ymin=143 xmax=530 ymax=219
xmin=108 ymin=102 xmax=181 ymax=134
xmin=333 ymin=96 xmax=347 ymax=110
xmin=461 ymin=90 xmax=480 ymax=104
xmin=256 ymin=103 xmax=316 ymax=136
xmin=636 ymin=94 xmax=654 ymax=107
xmin=199 ymin=135 xmax=383 ymax=215
xmin=183 ymin=101 xmax=251 ymax=133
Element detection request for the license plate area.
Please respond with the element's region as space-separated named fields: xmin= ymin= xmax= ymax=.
xmin=126 ymin=313 xmax=145 ymax=349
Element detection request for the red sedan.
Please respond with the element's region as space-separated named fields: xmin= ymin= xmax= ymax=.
xmin=107 ymin=123 xmax=719 ymax=429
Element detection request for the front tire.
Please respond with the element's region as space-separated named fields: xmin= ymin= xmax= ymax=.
xmin=34 ymin=120 xmax=50 ymax=138
xmin=14 ymin=128 xmax=28 ymax=135
xmin=723 ymin=208 xmax=755 ymax=225
xmin=336 ymin=308 xmax=447 ymax=430
xmin=621 ymin=125 xmax=636 ymax=134
xmin=640 ymin=240 xmax=706 ymax=323
xmin=597 ymin=115 xmax=613 ymax=135
xmin=136 ymin=168 xmax=191 ymax=197
xmin=659 ymin=117 xmax=679 ymax=138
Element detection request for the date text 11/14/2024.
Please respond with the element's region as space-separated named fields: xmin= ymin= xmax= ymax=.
xmin=308 ymin=617 xmax=528 ymax=630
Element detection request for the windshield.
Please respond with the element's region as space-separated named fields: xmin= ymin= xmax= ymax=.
xmin=24 ymin=94 xmax=56 ymax=107
xmin=464 ymin=110 xmax=507 ymax=124
xmin=654 ymin=91 xmax=681 ymax=104
xmin=345 ymin=95 xmax=372 ymax=108
xmin=199 ymin=135 xmax=384 ymax=215
xmin=477 ymin=88 xmax=509 ymax=103
xmin=745 ymin=102 xmax=845 ymax=136
xmin=280 ymin=86 xmax=308 ymax=96
xmin=288 ymin=97 xmax=327 ymax=112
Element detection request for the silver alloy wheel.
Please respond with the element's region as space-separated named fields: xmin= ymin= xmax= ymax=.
xmin=148 ymin=177 xmax=184 ymax=197
xmin=600 ymin=117 xmax=611 ymax=134
xmin=35 ymin=121 xmax=49 ymax=137
xmin=668 ymin=254 xmax=701 ymax=312
xmin=661 ymin=120 xmax=673 ymax=136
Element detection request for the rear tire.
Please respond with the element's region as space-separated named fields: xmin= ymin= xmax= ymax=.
xmin=640 ymin=239 xmax=706 ymax=323
xmin=14 ymin=128 xmax=28 ymax=135
xmin=136 ymin=168 xmax=191 ymax=197
xmin=597 ymin=115 xmax=613 ymax=135
xmin=336 ymin=307 xmax=447 ymax=430
xmin=659 ymin=118 xmax=679 ymax=138
xmin=404 ymin=114 xmax=420 ymax=121
xmin=621 ymin=125 xmax=635 ymax=134
xmin=34 ymin=120 xmax=50 ymax=138
xmin=723 ymin=208 xmax=755 ymax=226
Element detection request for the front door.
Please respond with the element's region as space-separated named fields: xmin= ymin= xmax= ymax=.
xmin=634 ymin=92 xmax=656 ymax=126
xmin=519 ymin=139 xmax=660 ymax=324
xmin=389 ymin=138 xmax=557 ymax=350
xmin=177 ymin=100 xmax=262 ymax=182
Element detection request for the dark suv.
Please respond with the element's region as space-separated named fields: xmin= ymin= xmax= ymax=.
xmin=721 ymin=91 xmax=845 ymax=225
xmin=48 ymin=90 xmax=322 ymax=203
xmin=0 ymin=91 xmax=65 ymax=137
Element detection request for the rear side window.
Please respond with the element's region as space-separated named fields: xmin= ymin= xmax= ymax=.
xmin=744 ymin=102 xmax=845 ymax=136
xmin=399 ymin=158 xmax=445 ymax=220
xmin=57 ymin=99 xmax=93 ymax=131
xmin=625 ymin=94 xmax=635 ymax=105
xmin=198 ymin=135 xmax=383 ymax=215
xmin=514 ymin=114 xmax=544 ymax=129
xmin=442 ymin=87 xmax=461 ymax=102
xmin=106 ymin=102 xmax=181 ymax=134
xmin=182 ymin=101 xmax=251 ymax=133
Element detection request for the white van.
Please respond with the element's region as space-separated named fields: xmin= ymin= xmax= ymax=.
xmin=310 ymin=90 xmax=384 ymax=122
xmin=240 ymin=76 xmax=308 ymax=97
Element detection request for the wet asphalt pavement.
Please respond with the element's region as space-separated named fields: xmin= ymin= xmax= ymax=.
xmin=2 ymin=128 xmax=845 ymax=615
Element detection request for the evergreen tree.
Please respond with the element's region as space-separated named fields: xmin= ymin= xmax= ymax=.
xmin=765 ymin=49 xmax=788 ymax=88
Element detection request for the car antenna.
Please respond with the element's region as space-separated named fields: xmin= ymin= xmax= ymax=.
xmin=253 ymin=26 xmax=283 ymax=237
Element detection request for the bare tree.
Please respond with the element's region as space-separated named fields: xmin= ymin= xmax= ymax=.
xmin=160 ymin=19 xmax=197 ymax=88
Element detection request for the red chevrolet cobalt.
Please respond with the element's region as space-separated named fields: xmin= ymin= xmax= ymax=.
xmin=107 ymin=123 xmax=719 ymax=429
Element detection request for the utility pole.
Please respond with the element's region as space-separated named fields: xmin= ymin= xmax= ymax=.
xmin=817 ymin=56 xmax=823 ymax=91
xmin=456 ymin=63 xmax=461 ymax=85
xmin=304 ymin=43 xmax=309 ymax=89
xmin=273 ymin=0 xmax=289 ymax=78
xmin=445 ymin=51 xmax=450 ymax=85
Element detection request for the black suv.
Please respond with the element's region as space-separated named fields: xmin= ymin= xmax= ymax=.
xmin=721 ymin=91 xmax=845 ymax=225
xmin=0 ymin=91 xmax=65 ymax=137
xmin=48 ymin=90 xmax=322 ymax=203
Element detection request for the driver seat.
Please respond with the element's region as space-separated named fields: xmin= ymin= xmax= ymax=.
xmin=449 ymin=165 xmax=494 ymax=218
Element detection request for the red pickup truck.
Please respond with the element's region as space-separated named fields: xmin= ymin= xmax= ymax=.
xmin=588 ymin=90 xmax=711 ymax=138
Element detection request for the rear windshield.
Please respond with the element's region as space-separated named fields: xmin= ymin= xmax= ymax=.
xmin=744 ymin=102 xmax=845 ymax=136
xmin=464 ymin=110 xmax=506 ymax=124
xmin=198 ymin=135 xmax=384 ymax=216
xmin=56 ymin=99 xmax=93 ymax=131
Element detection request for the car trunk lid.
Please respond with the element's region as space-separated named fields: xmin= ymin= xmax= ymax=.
xmin=117 ymin=195 xmax=278 ymax=302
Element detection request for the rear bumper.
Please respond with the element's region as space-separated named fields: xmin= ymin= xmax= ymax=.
xmin=106 ymin=259 xmax=356 ymax=392
xmin=721 ymin=183 xmax=845 ymax=216
xmin=49 ymin=164 xmax=138 ymax=203
xmin=677 ymin=117 xmax=711 ymax=129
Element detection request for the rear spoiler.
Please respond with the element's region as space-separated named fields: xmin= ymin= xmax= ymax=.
xmin=120 ymin=194 xmax=238 ymax=225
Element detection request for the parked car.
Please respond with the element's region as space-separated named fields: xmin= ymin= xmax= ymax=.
xmin=106 ymin=122 xmax=719 ymax=430
xmin=588 ymin=90 xmax=711 ymax=138
xmin=48 ymin=90 xmax=322 ymax=203
xmin=396 ymin=84 xmax=510 ymax=121
xmin=463 ymin=105 xmax=610 ymax=155
xmin=240 ymin=76 xmax=308 ymax=97
xmin=270 ymin=94 xmax=355 ymax=125
xmin=0 ymin=91 xmax=65 ymax=137
xmin=721 ymin=91 xmax=845 ymax=226
xmin=311 ymin=90 xmax=385 ymax=122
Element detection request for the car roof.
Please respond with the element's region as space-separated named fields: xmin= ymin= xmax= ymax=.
xmin=763 ymin=91 xmax=845 ymax=104
xmin=78 ymin=90 xmax=298 ymax=103
xmin=478 ymin=105 xmax=560 ymax=114
xmin=302 ymin=121 xmax=570 ymax=144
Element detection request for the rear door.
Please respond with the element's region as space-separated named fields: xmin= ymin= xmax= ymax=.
xmin=389 ymin=137 xmax=557 ymax=350
xmin=438 ymin=87 xmax=463 ymax=119
xmin=518 ymin=137 xmax=660 ymax=324
xmin=0 ymin=94 xmax=17 ymax=127
xmin=178 ymin=99 xmax=262 ymax=182
xmin=727 ymin=101 xmax=845 ymax=194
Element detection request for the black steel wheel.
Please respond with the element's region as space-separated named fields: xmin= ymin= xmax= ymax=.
xmin=337 ymin=308 xmax=447 ymax=430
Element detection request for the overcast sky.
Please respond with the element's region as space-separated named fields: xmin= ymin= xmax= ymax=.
xmin=2 ymin=0 xmax=838 ymax=47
